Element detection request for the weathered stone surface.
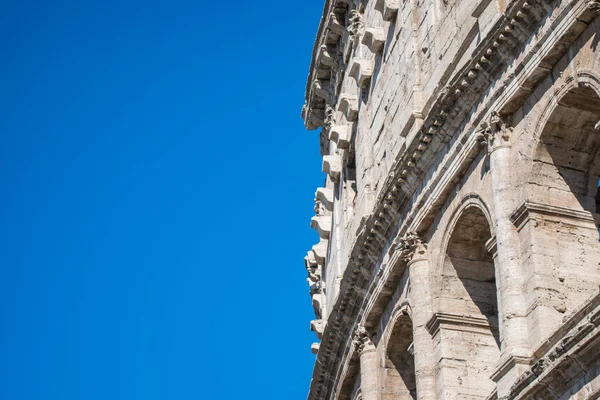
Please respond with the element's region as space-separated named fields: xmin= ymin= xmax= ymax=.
xmin=301 ymin=1 xmax=600 ymax=399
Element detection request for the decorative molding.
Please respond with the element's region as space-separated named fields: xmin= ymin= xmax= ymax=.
xmin=509 ymin=201 xmax=596 ymax=231
xmin=507 ymin=293 xmax=600 ymax=399
xmin=347 ymin=9 xmax=363 ymax=39
xmin=586 ymin=0 xmax=600 ymax=13
xmin=485 ymin=235 xmax=498 ymax=258
xmin=480 ymin=111 xmax=512 ymax=152
xmin=425 ymin=312 xmax=498 ymax=338
xmin=489 ymin=353 xmax=532 ymax=383
xmin=395 ymin=232 xmax=427 ymax=263
xmin=353 ymin=326 xmax=374 ymax=354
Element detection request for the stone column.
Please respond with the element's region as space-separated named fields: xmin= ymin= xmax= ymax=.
xmin=354 ymin=326 xmax=378 ymax=400
xmin=401 ymin=233 xmax=436 ymax=400
xmin=482 ymin=112 xmax=531 ymax=394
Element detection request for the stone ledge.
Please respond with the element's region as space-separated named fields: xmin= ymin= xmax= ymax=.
xmin=507 ymin=292 xmax=600 ymax=399
xmin=509 ymin=201 xmax=596 ymax=231
xmin=426 ymin=312 xmax=498 ymax=338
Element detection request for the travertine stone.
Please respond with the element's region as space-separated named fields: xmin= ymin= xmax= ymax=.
xmin=300 ymin=1 xmax=600 ymax=399
xmin=311 ymin=241 xmax=328 ymax=265
xmin=338 ymin=94 xmax=359 ymax=122
xmin=329 ymin=125 xmax=350 ymax=149
xmin=354 ymin=327 xmax=378 ymax=400
xmin=349 ymin=58 xmax=373 ymax=88
xmin=315 ymin=188 xmax=334 ymax=212
xmin=322 ymin=155 xmax=342 ymax=182
xmin=362 ymin=27 xmax=385 ymax=53
xmin=374 ymin=0 xmax=399 ymax=21
xmin=310 ymin=216 xmax=332 ymax=239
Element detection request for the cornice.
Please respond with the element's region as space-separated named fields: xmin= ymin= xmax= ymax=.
xmin=507 ymin=293 xmax=600 ymax=399
xmin=510 ymin=201 xmax=596 ymax=231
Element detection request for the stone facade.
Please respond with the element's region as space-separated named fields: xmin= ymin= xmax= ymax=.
xmin=301 ymin=0 xmax=600 ymax=399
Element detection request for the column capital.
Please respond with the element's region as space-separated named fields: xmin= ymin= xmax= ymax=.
xmin=586 ymin=0 xmax=600 ymax=13
xmin=480 ymin=111 xmax=512 ymax=153
xmin=395 ymin=232 xmax=427 ymax=263
xmin=353 ymin=325 xmax=375 ymax=354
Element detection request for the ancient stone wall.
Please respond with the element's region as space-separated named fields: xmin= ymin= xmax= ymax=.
xmin=302 ymin=0 xmax=600 ymax=399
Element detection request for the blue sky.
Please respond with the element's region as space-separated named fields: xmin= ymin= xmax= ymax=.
xmin=0 ymin=1 xmax=325 ymax=398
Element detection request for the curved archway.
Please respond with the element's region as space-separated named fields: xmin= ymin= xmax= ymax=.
xmin=533 ymin=84 xmax=600 ymax=214
xmin=524 ymin=78 xmax=600 ymax=341
xmin=438 ymin=204 xmax=500 ymax=397
xmin=382 ymin=311 xmax=416 ymax=400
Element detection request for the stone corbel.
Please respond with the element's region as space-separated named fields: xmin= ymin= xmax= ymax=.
xmin=315 ymin=187 xmax=334 ymax=211
xmin=311 ymin=216 xmax=332 ymax=239
xmin=312 ymin=240 xmax=328 ymax=265
xmin=329 ymin=125 xmax=350 ymax=149
xmin=318 ymin=45 xmax=334 ymax=67
xmin=327 ymin=12 xmax=345 ymax=36
xmin=349 ymin=58 xmax=374 ymax=88
xmin=312 ymin=292 xmax=326 ymax=319
xmin=311 ymin=319 xmax=325 ymax=339
xmin=322 ymin=155 xmax=342 ymax=182
xmin=311 ymin=343 xmax=320 ymax=355
xmin=375 ymin=0 xmax=399 ymax=21
xmin=305 ymin=251 xmax=318 ymax=270
xmin=312 ymin=79 xmax=334 ymax=105
xmin=362 ymin=27 xmax=385 ymax=53
xmin=338 ymin=94 xmax=359 ymax=122
xmin=303 ymin=105 xmax=325 ymax=130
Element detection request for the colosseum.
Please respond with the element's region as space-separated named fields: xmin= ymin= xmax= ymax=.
xmin=301 ymin=0 xmax=600 ymax=399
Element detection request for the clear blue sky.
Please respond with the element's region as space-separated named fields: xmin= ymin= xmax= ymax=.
xmin=0 ymin=1 xmax=325 ymax=398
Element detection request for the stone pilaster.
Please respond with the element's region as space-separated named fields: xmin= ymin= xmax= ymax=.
xmin=483 ymin=112 xmax=531 ymax=395
xmin=354 ymin=326 xmax=378 ymax=400
xmin=400 ymin=233 xmax=436 ymax=400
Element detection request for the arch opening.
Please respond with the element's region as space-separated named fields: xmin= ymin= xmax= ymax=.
xmin=537 ymin=86 xmax=600 ymax=219
xmin=440 ymin=205 xmax=500 ymax=397
xmin=383 ymin=313 xmax=416 ymax=400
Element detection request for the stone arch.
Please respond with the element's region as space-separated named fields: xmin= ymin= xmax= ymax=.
xmin=441 ymin=204 xmax=499 ymax=342
xmin=351 ymin=390 xmax=362 ymax=400
xmin=520 ymin=68 xmax=600 ymax=340
xmin=531 ymin=70 xmax=600 ymax=217
xmin=435 ymin=200 xmax=500 ymax=397
xmin=380 ymin=307 xmax=417 ymax=400
xmin=434 ymin=194 xmax=495 ymax=284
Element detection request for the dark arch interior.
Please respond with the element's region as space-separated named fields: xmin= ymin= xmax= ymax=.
xmin=538 ymin=86 xmax=600 ymax=216
xmin=383 ymin=313 xmax=416 ymax=400
xmin=444 ymin=206 xmax=500 ymax=347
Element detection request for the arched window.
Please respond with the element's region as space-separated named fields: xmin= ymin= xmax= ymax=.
xmin=383 ymin=312 xmax=416 ymax=400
